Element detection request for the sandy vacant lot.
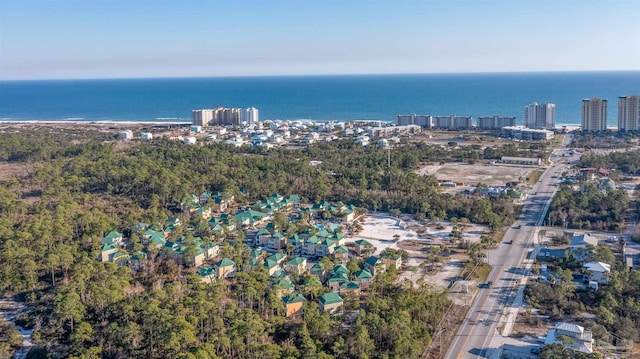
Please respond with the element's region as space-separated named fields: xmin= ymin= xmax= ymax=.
xmin=417 ymin=162 xmax=535 ymax=186
xmin=353 ymin=213 xmax=489 ymax=289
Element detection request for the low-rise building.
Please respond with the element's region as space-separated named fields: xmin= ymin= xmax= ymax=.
xmin=319 ymin=292 xmax=344 ymax=315
xmin=544 ymin=322 xmax=594 ymax=354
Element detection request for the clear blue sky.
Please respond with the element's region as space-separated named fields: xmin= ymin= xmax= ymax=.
xmin=0 ymin=0 xmax=639 ymax=80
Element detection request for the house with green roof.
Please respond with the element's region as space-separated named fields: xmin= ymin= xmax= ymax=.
xmin=303 ymin=236 xmax=320 ymax=256
xmin=215 ymin=258 xmax=236 ymax=279
xmin=316 ymin=239 xmax=337 ymax=257
xmin=333 ymin=246 xmax=349 ymax=262
xmin=382 ymin=251 xmax=403 ymax=270
xmin=286 ymin=257 xmax=307 ymax=274
xmin=103 ymin=231 xmax=123 ymax=246
xmin=235 ymin=210 xmax=270 ymax=226
xmin=267 ymin=232 xmax=287 ymax=250
xmin=197 ymin=265 xmax=216 ymax=283
xmin=288 ymin=234 xmax=305 ymax=253
xmin=339 ymin=281 xmax=361 ymax=297
xmin=167 ymin=217 xmax=182 ymax=227
xmin=364 ymin=256 xmax=386 ymax=276
xmin=148 ymin=231 xmax=166 ymax=248
xmin=310 ymin=262 xmax=327 ymax=282
xmin=283 ymin=292 xmax=306 ymax=317
xmin=332 ymin=232 xmax=346 ymax=245
xmin=99 ymin=243 xmax=118 ymax=262
xmin=327 ymin=272 xmax=349 ymax=291
xmin=354 ymin=239 xmax=375 ymax=257
xmin=131 ymin=223 xmax=148 ymax=233
xmin=319 ymin=292 xmax=344 ymax=315
xmin=272 ymin=278 xmax=294 ymax=298
xmin=355 ymin=269 xmax=373 ymax=288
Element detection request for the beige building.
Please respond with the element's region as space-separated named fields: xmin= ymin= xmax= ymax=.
xmin=581 ymin=98 xmax=608 ymax=131
xmin=618 ymin=95 xmax=640 ymax=131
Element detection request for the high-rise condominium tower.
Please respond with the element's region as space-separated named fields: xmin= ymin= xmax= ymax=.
xmin=523 ymin=102 xmax=555 ymax=129
xmin=581 ymin=98 xmax=608 ymax=132
xmin=618 ymin=96 xmax=640 ymax=131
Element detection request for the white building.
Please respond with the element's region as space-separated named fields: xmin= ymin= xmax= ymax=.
xmin=583 ymin=261 xmax=611 ymax=285
xmin=500 ymin=126 xmax=554 ymax=140
xmin=119 ymin=130 xmax=133 ymax=139
xmin=618 ymin=95 xmax=640 ymax=131
xmin=476 ymin=115 xmax=516 ymax=130
xmin=184 ymin=137 xmax=197 ymax=145
xmin=581 ymin=98 xmax=608 ymax=132
xmin=396 ymin=114 xmax=432 ymax=128
xmin=545 ymin=322 xmax=594 ymax=354
xmin=240 ymin=107 xmax=259 ymax=124
xmin=524 ymin=102 xmax=555 ymax=129
xmin=432 ymin=115 xmax=472 ymax=130
xmin=140 ymin=132 xmax=153 ymax=140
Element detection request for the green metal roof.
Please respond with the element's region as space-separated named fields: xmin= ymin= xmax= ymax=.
xmin=319 ymin=292 xmax=343 ymax=305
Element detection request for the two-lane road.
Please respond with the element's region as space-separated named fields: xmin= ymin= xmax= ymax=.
xmin=445 ymin=143 xmax=579 ymax=359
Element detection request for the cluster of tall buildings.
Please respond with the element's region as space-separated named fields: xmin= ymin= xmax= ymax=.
xmin=581 ymin=96 xmax=640 ymax=132
xmin=192 ymin=106 xmax=259 ymax=127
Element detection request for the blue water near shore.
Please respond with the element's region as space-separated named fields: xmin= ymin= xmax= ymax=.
xmin=0 ymin=72 xmax=638 ymax=126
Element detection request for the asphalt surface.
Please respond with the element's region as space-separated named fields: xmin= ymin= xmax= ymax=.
xmin=445 ymin=136 xmax=578 ymax=359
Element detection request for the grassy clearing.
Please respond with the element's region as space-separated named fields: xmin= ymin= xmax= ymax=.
xmin=460 ymin=262 xmax=492 ymax=281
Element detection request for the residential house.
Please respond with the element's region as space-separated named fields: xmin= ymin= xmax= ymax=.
xmin=365 ymin=256 xmax=386 ymax=276
xmin=103 ymin=231 xmax=124 ymax=247
xmin=235 ymin=210 xmax=270 ymax=226
xmin=339 ymin=281 xmax=361 ymax=297
xmin=583 ymin=261 xmax=611 ymax=285
xmin=382 ymin=252 xmax=402 ymax=270
xmin=303 ymin=236 xmax=320 ymax=257
xmin=319 ymin=292 xmax=344 ymax=315
xmin=354 ymin=239 xmax=375 ymax=257
xmin=264 ymin=252 xmax=286 ymax=276
xmin=99 ymin=243 xmax=118 ymax=262
xmin=215 ymin=258 xmax=236 ymax=279
xmin=544 ymin=322 xmax=594 ymax=354
xmin=333 ymin=246 xmax=349 ymax=262
xmin=197 ymin=266 xmax=216 ymax=283
xmin=355 ymin=269 xmax=373 ymax=289
xmin=286 ymin=257 xmax=307 ymax=274
xmin=282 ymin=292 xmax=306 ymax=317
xmin=255 ymin=228 xmax=271 ymax=247
xmin=272 ymin=278 xmax=295 ymax=297
xmin=570 ymin=233 xmax=599 ymax=261
xmin=316 ymin=239 xmax=337 ymax=257
xmin=167 ymin=217 xmax=182 ymax=227
xmin=310 ymin=262 xmax=327 ymax=282
xmin=327 ymin=272 xmax=349 ymax=291
xmin=268 ymin=232 xmax=287 ymax=250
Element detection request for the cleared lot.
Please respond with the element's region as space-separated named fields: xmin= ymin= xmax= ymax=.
xmin=417 ymin=162 xmax=535 ymax=186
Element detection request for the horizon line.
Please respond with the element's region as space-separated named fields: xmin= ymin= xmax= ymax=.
xmin=1 ymin=69 xmax=639 ymax=82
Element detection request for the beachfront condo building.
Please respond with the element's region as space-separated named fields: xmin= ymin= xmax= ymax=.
xmin=432 ymin=115 xmax=473 ymax=130
xmin=241 ymin=107 xmax=260 ymax=124
xmin=396 ymin=114 xmax=432 ymax=128
xmin=192 ymin=106 xmax=258 ymax=126
xmin=581 ymin=98 xmax=608 ymax=132
xmin=618 ymin=96 xmax=640 ymax=131
xmin=523 ymin=102 xmax=555 ymax=130
xmin=476 ymin=116 xmax=516 ymax=130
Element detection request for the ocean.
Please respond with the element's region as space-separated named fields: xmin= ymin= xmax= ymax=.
xmin=0 ymin=72 xmax=638 ymax=126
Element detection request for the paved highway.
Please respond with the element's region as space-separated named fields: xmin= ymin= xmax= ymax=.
xmin=445 ymin=136 xmax=579 ymax=359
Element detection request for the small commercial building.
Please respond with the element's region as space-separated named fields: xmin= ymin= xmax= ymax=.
xmin=500 ymin=156 xmax=542 ymax=166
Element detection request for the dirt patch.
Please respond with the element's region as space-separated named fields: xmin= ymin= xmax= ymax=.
xmin=416 ymin=162 xmax=533 ymax=186
xmin=0 ymin=162 xmax=36 ymax=182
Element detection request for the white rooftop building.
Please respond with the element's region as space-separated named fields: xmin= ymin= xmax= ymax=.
xmin=545 ymin=322 xmax=594 ymax=354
